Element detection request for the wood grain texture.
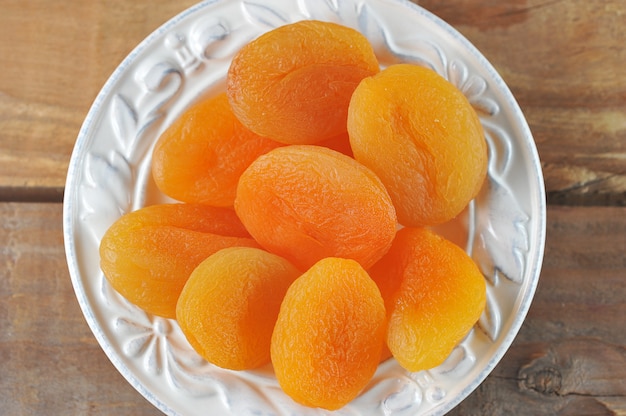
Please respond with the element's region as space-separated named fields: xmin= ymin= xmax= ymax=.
xmin=0 ymin=0 xmax=198 ymax=201
xmin=449 ymin=206 xmax=626 ymax=415
xmin=1 ymin=203 xmax=624 ymax=415
xmin=1 ymin=0 xmax=625 ymax=414
xmin=419 ymin=0 xmax=626 ymax=206
xmin=0 ymin=203 xmax=158 ymax=415
xmin=0 ymin=0 xmax=624 ymax=205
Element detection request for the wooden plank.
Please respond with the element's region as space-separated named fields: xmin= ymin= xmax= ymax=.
xmin=1 ymin=0 xmax=624 ymax=205
xmin=450 ymin=205 xmax=626 ymax=415
xmin=0 ymin=0 xmax=198 ymax=201
xmin=0 ymin=203 xmax=158 ymax=415
xmin=2 ymin=203 xmax=624 ymax=414
xmin=418 ymin=0 xmax=626 ymax=206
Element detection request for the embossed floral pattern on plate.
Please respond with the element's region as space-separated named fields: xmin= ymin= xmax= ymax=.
xmin=63 ymin=1 xmax=546 ymax=415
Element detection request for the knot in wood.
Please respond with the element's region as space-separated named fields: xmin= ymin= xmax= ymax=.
xmin=520 ymin=366 xmax=562 ymax=395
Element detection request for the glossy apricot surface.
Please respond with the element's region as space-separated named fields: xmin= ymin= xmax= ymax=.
xmin=151 ymin=93 xmax=282 ymax=207
xmin=227 ymin=20 xmax=379 ymax=144
xmin=234 ymin=145 xmax=397 ymax=271
xmin=271 ymin=257 xmax=386 ymax=410
xmin=348 ymin=63 xmax=487 ymax=226
xmin=99 ymin=203 xmax=258 ymax=319
xmin=176 ymin=247 xmax=300 ymax=370
xmin=369 ymin=227 xmax=486 ymax=372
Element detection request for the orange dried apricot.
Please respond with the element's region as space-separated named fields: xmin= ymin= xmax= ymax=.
xmin=99 ymin=203 xmax=259 ymax=319
xmin=234 ymin=145 xmax=397 ymax=271
xmin=368 ymin=227 xmax=486 ymax=372
xmin=176 ymin=247 xmax=300 ymax=370
xmin=227 ymin=20 xmax=379 ymax=145
xmin=151 ymin=93 xmax=282 ymax=207
xmin=315 ymin=131 xmax=353 ymax=157
xmin=271 ymin=257 xmax=386 ymax=410
xmin=348 ymin=63 xmax=488 ymax=227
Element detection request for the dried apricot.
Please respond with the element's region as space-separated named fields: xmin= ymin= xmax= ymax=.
xmin=348 ymin=63 xmax=488 ymax=226
xmin=176 ymin=247 xmax=300 ymax=370
xmin=271 ymin=257 xmax=386 ymax=410
xmin=234 ymin=145 xmax=397 ymax=271
xmin=315 ymin=131 xmax=353 ymax=157
xmin=368 ymin=227 xmax=486 ymax=372
xmin=227 ymin=20 xmax=379 ymax=144
xmin=99 ymin=203 xmax=259 ymax=319
xmin=151 ymin=93 xmax=282 ymax=207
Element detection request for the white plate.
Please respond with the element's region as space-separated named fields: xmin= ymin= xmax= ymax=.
xmin=63 ymin=0 xmax=546 ymax=414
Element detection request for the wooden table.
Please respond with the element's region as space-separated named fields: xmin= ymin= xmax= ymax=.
xmin=1 ymin=0 xmax=624 ymax=414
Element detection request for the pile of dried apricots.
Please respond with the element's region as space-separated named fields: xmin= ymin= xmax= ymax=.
xmin=99 ymin=20 xmax=488 ymax=411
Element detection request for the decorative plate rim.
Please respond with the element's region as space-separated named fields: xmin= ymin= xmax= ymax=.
xmin=63 ymin=0 xmax=547 ymax=415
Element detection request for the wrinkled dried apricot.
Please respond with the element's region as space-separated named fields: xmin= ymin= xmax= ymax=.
xmin=271 ymin=257 xmax=386 ymax=410
xmin=227 ymin=20 xmax=379 ymax=144
xmin=176 ymin=247 xmax=300 ymax=370
xmin=151 ymin=93 xmax=282 ymax=207
xmin=315 ymin=131 xmax=353 ymax=157
xmin=99 ymin=203 xmax=259 ymax=319
xmin=234 ymin=145 xmax=397 ymax=271
xmin=348 ymin=63 xmax=488 ymax=226
xmin=368 ymin=227 xmax=486 ymax=372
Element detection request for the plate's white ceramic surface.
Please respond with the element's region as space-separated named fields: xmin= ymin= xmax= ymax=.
xmin=63 ymin=0 xmax=546 ymax=415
